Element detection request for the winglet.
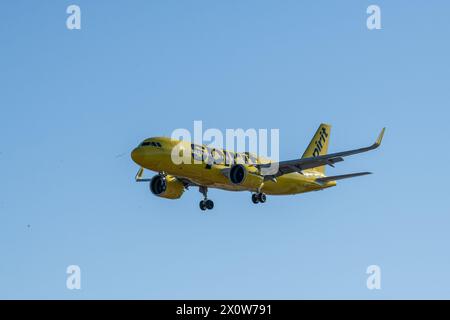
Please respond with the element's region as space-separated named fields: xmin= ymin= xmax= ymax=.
xmin=374 ymin=127 xmax=385 ymax=147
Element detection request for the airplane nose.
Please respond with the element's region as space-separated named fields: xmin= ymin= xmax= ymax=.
xmin=131 ymin=148 xmax=143 ymax=164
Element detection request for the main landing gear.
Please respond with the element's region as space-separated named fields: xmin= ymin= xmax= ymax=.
xmin=251 ymin=192 xmax=267 ymax=204
xmin=199 ymin=186 xmax=214 ymax=211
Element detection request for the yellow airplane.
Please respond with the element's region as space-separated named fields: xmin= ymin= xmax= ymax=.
xmin=131 ymin=124 xmax=385 ymax=211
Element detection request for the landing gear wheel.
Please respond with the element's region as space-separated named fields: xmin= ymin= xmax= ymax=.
xmin=198 ymin=187 xmax=214 ymax=211
xmin=258 ymin=193 xmax=266 ymax=203
xmin=252 ymin=194 xmax=259 ymax=204
xmin=205 ymin=199 xmax=214 ymax=210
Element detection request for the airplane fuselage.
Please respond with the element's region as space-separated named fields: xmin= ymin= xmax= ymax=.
xmin=131 ymin=137 xmax=336 ymax=195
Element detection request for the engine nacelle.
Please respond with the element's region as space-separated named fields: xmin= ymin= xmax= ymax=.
xmin=150 ymin=174 xmax=185 ymax=199
xmin=229 ymin=164 xmax=263 ymax=191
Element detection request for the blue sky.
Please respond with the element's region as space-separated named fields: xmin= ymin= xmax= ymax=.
xmin=1 ymin=0 xmax=449 ymax=299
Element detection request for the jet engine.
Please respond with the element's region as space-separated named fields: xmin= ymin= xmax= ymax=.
xmin=228 ymin=164 xmax=263 ymax=191
xmin=150 ymin=174 xmax=185 ymax=199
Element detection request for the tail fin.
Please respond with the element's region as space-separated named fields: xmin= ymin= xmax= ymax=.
xmin=301 ymin=123 xmax=331 ymax=174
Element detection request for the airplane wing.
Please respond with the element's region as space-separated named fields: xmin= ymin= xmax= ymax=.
xmin=257 ymin=128 xmax=385 ymax=177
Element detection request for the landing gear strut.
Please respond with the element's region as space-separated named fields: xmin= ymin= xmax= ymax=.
xmin=252 ymin=192 xmax=266 ymax=204
xmin=199 ymin=186 xmax=214 ymax=211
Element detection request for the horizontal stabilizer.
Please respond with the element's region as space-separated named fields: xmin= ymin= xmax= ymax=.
xmin=315 ymin=172 xmax=372 ymax=183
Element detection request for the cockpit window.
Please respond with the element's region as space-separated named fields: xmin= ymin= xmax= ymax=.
xmin=140 ymin=141 xmax=163 ymax=148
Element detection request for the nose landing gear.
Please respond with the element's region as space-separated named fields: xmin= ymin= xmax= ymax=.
xmin=199 ymin=186 xmax=214 ymax=211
